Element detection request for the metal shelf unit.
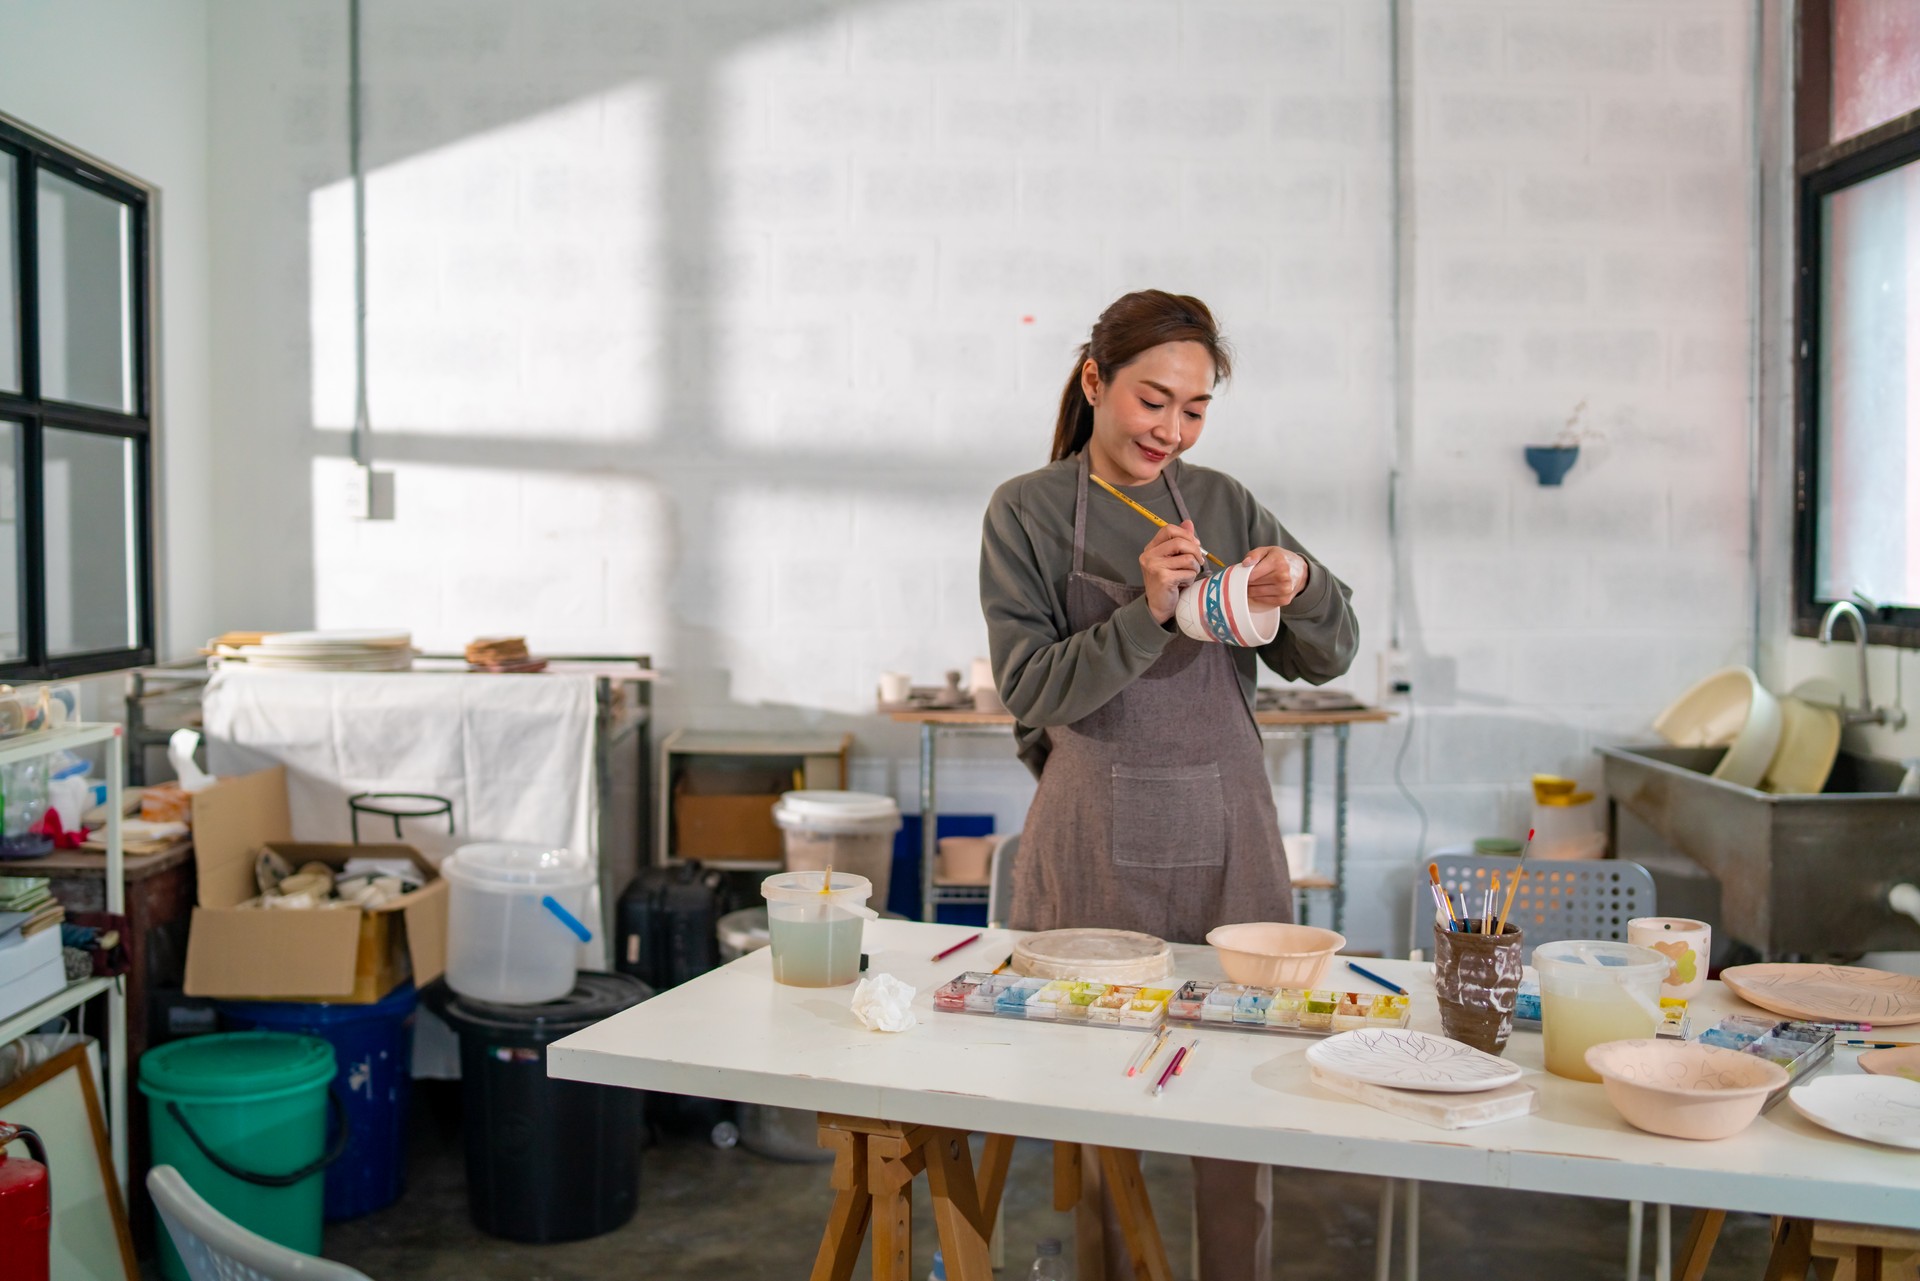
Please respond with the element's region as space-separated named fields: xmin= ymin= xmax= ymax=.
xmin=0 ymin=722 xmax=127 ymax=1195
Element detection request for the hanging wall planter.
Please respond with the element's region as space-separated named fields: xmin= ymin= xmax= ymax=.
xmin=1524 ymin=445 xmax=1580 ymax=486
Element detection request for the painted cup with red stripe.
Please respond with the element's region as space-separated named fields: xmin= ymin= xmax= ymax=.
xmin=1173 ymin=563 xmax=1280 ymax=647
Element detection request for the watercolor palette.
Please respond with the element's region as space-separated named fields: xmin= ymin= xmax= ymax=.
xmin=1162 ymin=981 xmax=1411 ymax=1037
xmin=934 ymin=973 xmax=1175 ymax=1030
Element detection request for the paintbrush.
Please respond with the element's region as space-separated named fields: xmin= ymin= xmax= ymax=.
xmin=1429 ymin=863 xmax=1458 ymax=930
xmin=1089 ymin=473 xmax=1228 ymax=570
xmin=1494 ymin=830 xmax=1534 ymax=936
xmin=1486 ymin=872 xmax=1500 ymax=935
xmin=1126 ymin=1027 xmax=1169 ymax=1078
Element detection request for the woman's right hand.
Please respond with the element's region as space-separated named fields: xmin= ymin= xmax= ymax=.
xmin=1140 ymin=521 xmax=1206 ymax=624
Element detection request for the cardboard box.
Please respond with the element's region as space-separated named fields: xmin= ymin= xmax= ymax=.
xmin=183 ymin=767 xmax=447 ymax=1002
xmin=673 ymin=783 xmax=784 ymax=861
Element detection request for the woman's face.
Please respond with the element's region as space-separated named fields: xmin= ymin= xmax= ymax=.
xmin=1082 ymin=340 xmax=1216 ymax=486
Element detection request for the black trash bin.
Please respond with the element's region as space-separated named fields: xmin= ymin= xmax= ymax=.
xmin=427 ymin=972 xmax=649 ymax=1243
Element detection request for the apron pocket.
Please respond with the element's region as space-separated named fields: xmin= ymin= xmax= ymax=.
xmin=1110 ymin=763 xmax=1226 ymax=869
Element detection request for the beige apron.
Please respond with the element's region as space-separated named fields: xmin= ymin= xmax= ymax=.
xmin=1012 ymin=453 xmax=1294 ymax=945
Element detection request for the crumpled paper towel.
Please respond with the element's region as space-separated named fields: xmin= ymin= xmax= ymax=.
xmin=851 ymin=974 xmax=918 ymax=1033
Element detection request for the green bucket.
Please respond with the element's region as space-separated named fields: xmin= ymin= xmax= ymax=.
xmin=141 ymin=1032 xmax=345 ymax=1281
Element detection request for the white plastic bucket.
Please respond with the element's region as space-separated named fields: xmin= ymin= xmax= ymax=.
xmin=772 ymin=791 xmax=902 ymax=907
xmin=442 ymin=843 xmax=595 ymax=1005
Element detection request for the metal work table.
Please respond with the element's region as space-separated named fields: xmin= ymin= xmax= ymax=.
xmin=891 ymin=706 xmax=1393 ymax=930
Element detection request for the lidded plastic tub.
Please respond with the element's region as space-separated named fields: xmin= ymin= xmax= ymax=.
xmin=1534 ymin=940 xmax=1669 ymax=1081
xmin=773 ymin=791 xmax=901 ymax=906
xmin=441 ymin=843 xmax=595 ymax=1005
xmin=761 ymin=869 xmax=876 ymax=988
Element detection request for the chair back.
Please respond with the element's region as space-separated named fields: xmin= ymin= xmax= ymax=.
xmin=147 ymin=1165 xmax=374 ymax=1281
xmin=986 ymin=832 xmax=1020 ymax=929
xmin=1409 ymin=851 xmax=1656 ymax=964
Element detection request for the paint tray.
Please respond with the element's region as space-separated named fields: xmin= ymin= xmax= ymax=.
xmin=1698 ymin=1015 xmax=1833 ymax=1112
xmin=1161 ymin=980 xmax=1411 ymax=1038
xmin=933 ymin=972 xmax=1170 ymax=1031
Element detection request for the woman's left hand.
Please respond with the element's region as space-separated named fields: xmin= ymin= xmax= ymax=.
xmin=1242 ymin=546 xmax=1311 ymax=608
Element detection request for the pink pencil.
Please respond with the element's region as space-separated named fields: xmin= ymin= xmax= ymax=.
xmin=931 ymin=932 xmax=982 ymax=962
xmin=1152 ymin=1044 xmax=1189 ymax=1096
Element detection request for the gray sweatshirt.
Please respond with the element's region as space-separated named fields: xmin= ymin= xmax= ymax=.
xmin=980 ymin=455 xmax=1359 ymax=776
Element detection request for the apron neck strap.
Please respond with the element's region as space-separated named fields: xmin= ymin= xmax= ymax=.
xmin=1072 ymin=452 xmax=1090 ymax=573
xmin=1164 ymin=462 xmax=1192 ymax=525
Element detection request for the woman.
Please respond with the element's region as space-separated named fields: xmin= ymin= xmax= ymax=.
xmin=979 ymin=290 xmax=1357 ymax=1281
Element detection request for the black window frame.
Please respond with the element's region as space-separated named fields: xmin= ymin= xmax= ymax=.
xmin=0 ymin=114 xmax=156 ymax=679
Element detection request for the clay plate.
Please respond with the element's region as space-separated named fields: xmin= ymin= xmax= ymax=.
xmin=1719 ymin=964 xmax=1920 ymax=1027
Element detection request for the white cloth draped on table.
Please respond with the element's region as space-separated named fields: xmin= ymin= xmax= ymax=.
xmin=202 ymin=665 xmax=604 ymax=969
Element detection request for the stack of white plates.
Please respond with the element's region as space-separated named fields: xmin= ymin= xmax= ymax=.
xmin=237 ymin=630 xmax=415 ymax=672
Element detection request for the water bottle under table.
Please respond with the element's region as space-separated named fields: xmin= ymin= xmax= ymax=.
xmin=1030 ymin=1237 xmax=1067 ymax=1280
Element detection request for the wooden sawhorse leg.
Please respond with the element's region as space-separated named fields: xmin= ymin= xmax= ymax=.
xmin=811 ymin=1115 xmax=1011 ymax=1281
xmin=1051 ymin=1141 xmax=1174 ymax=1281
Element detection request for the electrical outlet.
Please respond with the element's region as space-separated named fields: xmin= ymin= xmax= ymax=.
xmin=1377 ymin=647 xmax=1412 ymax=704
xmin=344 ymin=466 xmax=396 ymax=521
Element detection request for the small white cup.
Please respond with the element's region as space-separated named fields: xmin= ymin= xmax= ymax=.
xmin=877 ymin=671 xmax=912 ymax=704
xmin=1174 ymin=563 xmax=1280 ymax=647
xmin=1627 ymin=917 xmax=1711 ymax=1000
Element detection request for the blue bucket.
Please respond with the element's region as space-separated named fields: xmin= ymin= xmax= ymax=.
xmin=217 ymin=982 xmax=418 ymax=1220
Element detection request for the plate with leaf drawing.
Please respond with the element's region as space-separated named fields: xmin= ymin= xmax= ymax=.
xmin=1720 ymin=964 xmax=1920 ymax=1026
xmin=1305 ymin=1028 xmax=1523 ymax=1093
xmin=1789 ymin=1075 xmax=1920 ymax=1151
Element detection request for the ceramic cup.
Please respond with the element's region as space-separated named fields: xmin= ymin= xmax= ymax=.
xmin=1432 ymin=921 xmax=1525 ymax=1056
xmin=1173 ymin=563 xmax=1280 ymax=647
xmin=936 ymin=835 xmax=996 ymax=884
xmin=877 ymin=671 xmax=912 ymax=704
xmin=1628 ymin=916 xmax=1710 ymax=1000
xmin=969 ymin=657 xmax=1006 ymax=713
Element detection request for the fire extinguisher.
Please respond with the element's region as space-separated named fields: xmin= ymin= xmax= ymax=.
xmin=0 ymin=1119 xmax=50 ymax=1281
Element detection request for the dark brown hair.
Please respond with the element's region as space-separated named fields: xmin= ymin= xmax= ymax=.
xmin=1050 ymin=290 xmax=1232 ymax=461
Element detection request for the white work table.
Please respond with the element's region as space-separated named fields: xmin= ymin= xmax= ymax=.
xmin=550 ymin=919 xmax=1920 ymax=1269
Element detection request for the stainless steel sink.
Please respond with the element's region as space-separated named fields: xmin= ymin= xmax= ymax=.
xmin=1598 ymin=745 xmax=1920 ymax=958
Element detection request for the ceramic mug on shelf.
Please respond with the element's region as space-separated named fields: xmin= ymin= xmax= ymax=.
xmin=877 ymin=671 xmax=912 ymax=705
xmin=1173 ymin=563 xmax=1280 ymax=647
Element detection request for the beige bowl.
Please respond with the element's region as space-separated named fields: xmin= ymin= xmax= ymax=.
xmin=1206 ymin=922 xmax=1344 ymax=988
xmin=1652 ymin=667 xmax=1782 ymax=790
xmin=1585 ymin=1039 xmax=1786 ymax=1141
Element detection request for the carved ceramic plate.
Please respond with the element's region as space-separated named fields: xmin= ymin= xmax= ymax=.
xmin=1789 ymin=1075 xmax=1920 ymax=1151
xmin=1720 ymin=964 xmax=1920 ymax=1026
xmin=1305 ymin=1027 xmax=1523 ymax=1093
xmin=1859 ymin=1045 xmax=1920 ymax=1082
xmin=1012 ymin=929 xmax=1172 ymax=983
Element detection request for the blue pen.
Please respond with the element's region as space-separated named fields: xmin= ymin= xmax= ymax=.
xmin=1345 ymin=961 xmax=1408 ymax=996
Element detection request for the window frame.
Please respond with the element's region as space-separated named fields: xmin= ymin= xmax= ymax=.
xmin=1792 ymin=1 xmax=1920 ymax=647
xmin=0 ymin=114 xmax=156 ymax=679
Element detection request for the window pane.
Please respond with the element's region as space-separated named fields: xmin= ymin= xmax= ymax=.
xmin=1816 ymin=157 xmax=1920 ymax=608
xmin=1832 ymin=0 xmax=1920 ymax=142
xmin=43 ymin=427 xmax=138 ymax=656
xmin=0 ymin=154 xmax=18 ymax=394
xmin=0 ymin=422 xmax=21 ymax=662
xmin=35 ymin=171 xmax=134 ymax=413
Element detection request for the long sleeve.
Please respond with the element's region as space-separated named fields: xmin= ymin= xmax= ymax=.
xmin=1245 ymin=500 xmax=1358 ymax=685
xmin=980 ymin=479 xmax=1172 ymax=730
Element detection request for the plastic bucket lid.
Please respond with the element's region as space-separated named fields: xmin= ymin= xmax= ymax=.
xmin=762 ymin=869 xmax=873 ymax=904
xmin=140 ymin=1032 xmax=335 ymax=1102
xmin=429 ymin=971 xmax=650 ymax=1042
xmin=771 ymin=791 xmax=902 ymax=835
xmin=442 ymin=842 xmax=592 ymax=890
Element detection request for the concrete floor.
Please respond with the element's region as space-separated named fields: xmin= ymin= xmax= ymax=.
xmin=324 ymin=1084 xmax=1784 ymax=1280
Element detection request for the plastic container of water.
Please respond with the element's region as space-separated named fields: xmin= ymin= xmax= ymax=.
xmin=773 ymin=791 xmax=902 ymax=909
xmin=1030 ymin=1237 xmax=1067 ymax=1280
xmin=442 ymin=843 xmax=595 ymax=1005
xmin=761 ymin=870 xmax=876 ymax=988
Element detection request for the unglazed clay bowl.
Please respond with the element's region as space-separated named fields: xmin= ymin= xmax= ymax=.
xmin=1207 ymin=922 xmax=1344 ymax=988
xmin=1585 ymin=1039 xmax=1786 ymax=1141
xmin=1174 ymin=563 xmax=1280 ymax=647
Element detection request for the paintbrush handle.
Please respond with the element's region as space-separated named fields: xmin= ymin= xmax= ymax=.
xmin=1495 ymin=868 xmax=1524 ymax=936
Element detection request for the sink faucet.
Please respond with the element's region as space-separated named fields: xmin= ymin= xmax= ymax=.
xmin=1818 ymin=599 xmax=1909 ymax=729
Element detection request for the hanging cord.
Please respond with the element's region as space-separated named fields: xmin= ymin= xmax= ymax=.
xmin=1393 ymin=685 xmax=1428 ymax=881
xmin=349 ymin=0 xmax=371 ymax=468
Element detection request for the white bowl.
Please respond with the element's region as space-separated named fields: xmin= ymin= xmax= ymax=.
xmin=1652 ymin=667 xmax=1781 ymax=789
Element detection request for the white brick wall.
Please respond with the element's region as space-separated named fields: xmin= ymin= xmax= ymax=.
xmin=207 ymin=0 xmax=1755 ymax=952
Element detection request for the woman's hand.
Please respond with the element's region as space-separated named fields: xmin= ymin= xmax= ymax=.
xmin=1243 ymin=546 xmax=1311 ymax=608
xmin=1140 ymin=521 xmax=1206 ymax=624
